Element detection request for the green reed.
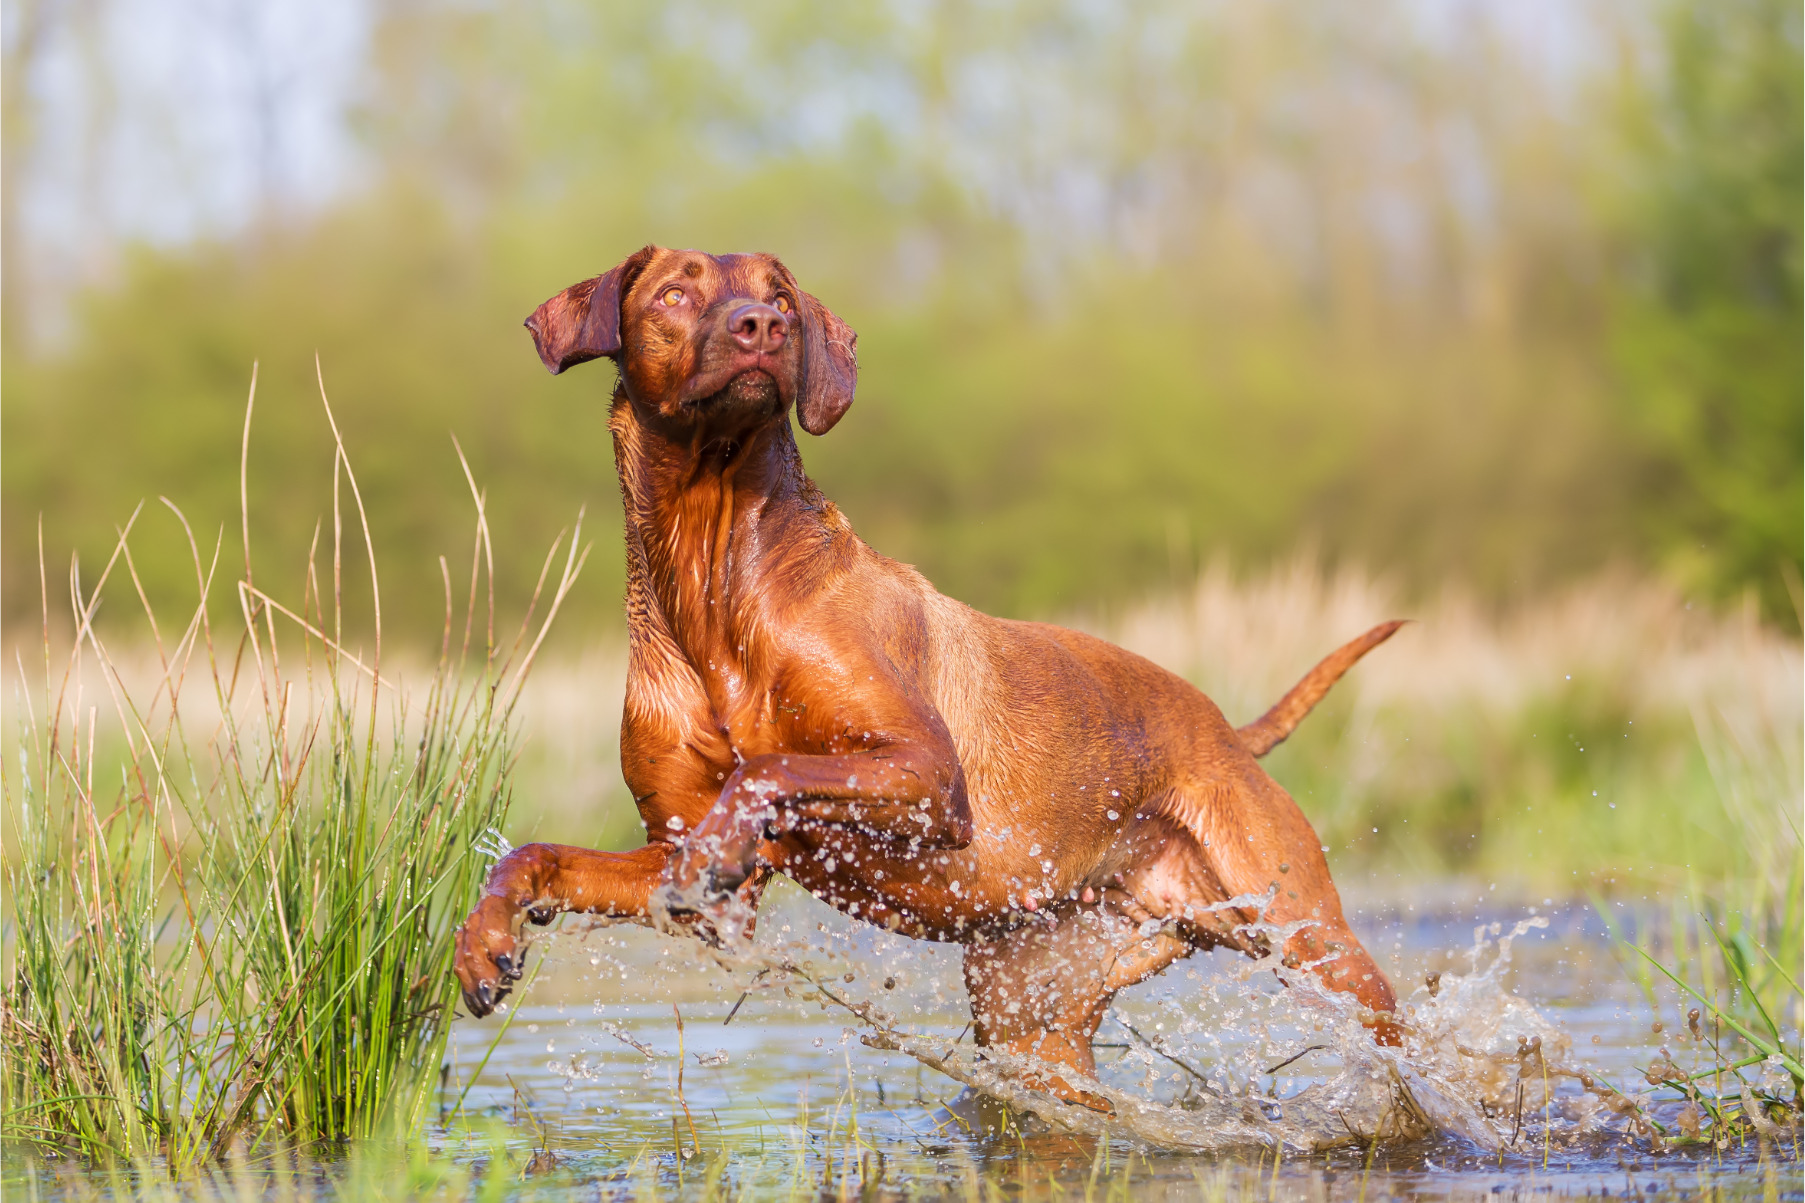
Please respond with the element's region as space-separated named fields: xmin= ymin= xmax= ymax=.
xmin=0 ymin=369 xmax=587 ymax=1164
xmin=1589 ymin=690 xmax=1803 ymax=1143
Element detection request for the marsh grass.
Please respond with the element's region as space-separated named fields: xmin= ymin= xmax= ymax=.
xmin=0 ymin=366 xmax=587 ymax=1165
xmin=1596 ymin=707 xmax=1802 ymax=1115
xmin=1595 ymin=855 xmax=1803 ymax=1145
xmin=1624 ymin=927 xmax=1803 ymax=1141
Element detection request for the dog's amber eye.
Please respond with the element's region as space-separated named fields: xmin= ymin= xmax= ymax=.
xmin=774 ymin=294 xmax=792 ymax=314
xmin=660 ymin=287 xmax=684 ymax=306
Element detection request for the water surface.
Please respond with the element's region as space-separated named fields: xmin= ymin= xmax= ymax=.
xmin=11 ymin=886 xmax=1800 ymax=1200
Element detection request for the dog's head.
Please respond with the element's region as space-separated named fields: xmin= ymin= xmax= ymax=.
xmin=525 ymin=245 xmax=858 ymax=436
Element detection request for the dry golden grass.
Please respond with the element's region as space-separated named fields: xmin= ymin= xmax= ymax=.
xmin=1099 ymin=559 xmax=1799 ymax=900
xmin=13 ymin=562 xmax=1796 ymax=902
xmin=491 ymin=562 xmax=1801 ymax=906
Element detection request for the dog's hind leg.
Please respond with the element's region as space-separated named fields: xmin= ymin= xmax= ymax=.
xmin=1146 ymin=762 xmax=1399 ymax=1037
xmin=962 ymin=902 xmax=1191 ymax=1112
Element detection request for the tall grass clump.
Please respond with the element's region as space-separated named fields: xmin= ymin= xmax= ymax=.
xmin=0 ymin=368 xmax=587 ymax=1165
xmin=1604 ymin=686 xmax=1802 ymax=1130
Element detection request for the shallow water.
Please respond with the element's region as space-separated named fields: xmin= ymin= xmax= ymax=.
xmin=9 ymin=885 xmax=1801 ymax=1200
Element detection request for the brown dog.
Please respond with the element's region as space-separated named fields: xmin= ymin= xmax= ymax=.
xmin=453 ymin=245 xmax=1402 ymax=1106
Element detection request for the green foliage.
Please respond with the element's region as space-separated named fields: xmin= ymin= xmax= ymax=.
xmin=1597 ymin=869 xmax=1802 ymax=1141
xmin=1276 ymin=693 xmax=1700 ymax=886
xmin=1610 ymin=0 xmax=1804 ymax=621
xmin=3 ymin=0 xmax=1798 ymax=642
xmin=0 ymin=427 xmax=581 ymax=1160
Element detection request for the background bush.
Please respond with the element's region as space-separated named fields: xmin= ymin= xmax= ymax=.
xmin=3 ymin=0 xmax=1798 ymax=645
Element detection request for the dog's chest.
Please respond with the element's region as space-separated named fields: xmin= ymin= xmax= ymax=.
xmin=620 ymin=652 xmax=814 ymax=822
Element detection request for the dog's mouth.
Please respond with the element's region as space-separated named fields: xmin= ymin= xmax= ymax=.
xmin=683 ymin=361 xmax=785 ymax=411
xmin=726 ymin=365 xmax=777 ymax=392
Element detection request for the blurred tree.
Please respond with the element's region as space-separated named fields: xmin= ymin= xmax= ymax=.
xmin=2 ymin=0 xmax=1796 ymax=642
xmin=1610 ymin=0 xmax=1802 ymax=623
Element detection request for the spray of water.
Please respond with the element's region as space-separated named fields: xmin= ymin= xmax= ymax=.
xmin=528 ymin=889 xmax=1748 ymax=1158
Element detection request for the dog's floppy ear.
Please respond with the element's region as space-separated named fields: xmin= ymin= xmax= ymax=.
xmin=524 ymin=246 xmax=656 ymax=375
xmin=796 ymin=290 xmax=858 ymax=435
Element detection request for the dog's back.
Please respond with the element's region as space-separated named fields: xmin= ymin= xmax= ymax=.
xmin=811 ymin=551 xmax=1251 ymax=904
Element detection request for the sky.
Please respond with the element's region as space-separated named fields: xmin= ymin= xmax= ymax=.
xmin=8 ymin=0 xmax=366 ymax=335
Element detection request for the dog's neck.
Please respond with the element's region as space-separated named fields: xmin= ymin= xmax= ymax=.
xmin=609 ymin=394 xmax=852 ymax=679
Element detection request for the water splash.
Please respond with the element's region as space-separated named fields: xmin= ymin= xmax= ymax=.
xmin=537 ymin=901 xmax=1781 ymax=1158
xmin=822 ymin=919 xmax=1556 ymax=1153
xmin=472 ymin=827 xmax=516 ymax=862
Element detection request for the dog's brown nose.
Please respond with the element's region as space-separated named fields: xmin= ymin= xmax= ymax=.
xmin=728 ymin=302 xmax=787 ymax=353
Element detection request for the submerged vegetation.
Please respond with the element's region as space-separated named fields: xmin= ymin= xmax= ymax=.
xmin=0 ymin=382 xmax=586 ymax=1161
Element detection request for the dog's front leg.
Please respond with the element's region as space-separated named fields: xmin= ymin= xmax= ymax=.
xmin=454 ymin=841 xmax=673 ymax=1016
xmin=660 ymin=746 xmax=970 ymax=916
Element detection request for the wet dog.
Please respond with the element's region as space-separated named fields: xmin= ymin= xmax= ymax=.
xmin=453 ymin=245 xmax=1402 ymax=1107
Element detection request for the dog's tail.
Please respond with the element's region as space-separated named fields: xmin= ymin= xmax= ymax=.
xmin=1238 ymin=620 xmax=1407 ymax=757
